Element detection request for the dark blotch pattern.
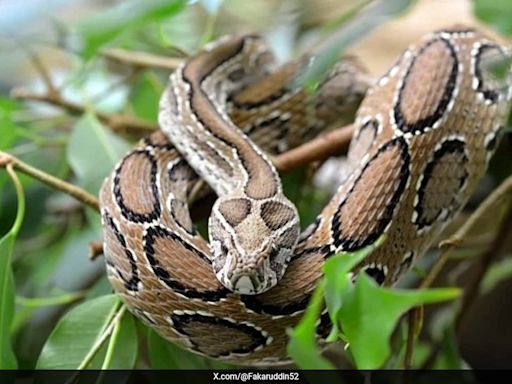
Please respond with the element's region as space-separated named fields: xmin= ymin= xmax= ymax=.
xmin=260 ymin=200 xmax=296 ymax=231
xmin=171 ymin=313 xmax=267 ymax=357
xmin=218 ymin=198 xmax=252 ymax=227
xmin=144 ymin=226 xmax=229 ymax=301
xmin=114 ymin=150 xmax=161 ymax=224
xmin=414 ymin=139 xmax=468 ymax=229
xmin=474 ymin=43 xmax=507 ymax=103
xmin=103 ymin=211 xmax=140 ymax=291
xmin=331 ymin=137 xmax=410 ymax=252
xmin=363 ymin=266 xmax=386 ymax=285
xmin=394 ymin=37 xmax=459 ymax=134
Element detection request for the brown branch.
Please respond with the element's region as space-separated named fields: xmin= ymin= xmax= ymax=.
xmin=404 ymin=306 xmax=423 ymax=369
xmin=25 ymin=48 xmax=58 ymax=96
xmin=11 ymin=88 xmax=157 ymax=136
xmin=419 ymin=174 xmax=512 ymax=290
xmin=273 ymin=124 xmax=354 ymax=172
xmin=439 ymin=175 xmax=512 ymax=249
xmin=0 ymin=151 xmax=99 ymax=211
xmin=101 ymin=48 xmax=183 ymax=70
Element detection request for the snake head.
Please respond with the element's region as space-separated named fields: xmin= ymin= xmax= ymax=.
xmin=209 ymin=196 xmax=300 ymax=295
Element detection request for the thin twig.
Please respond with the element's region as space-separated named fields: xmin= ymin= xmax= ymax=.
xmin=0 ymin=151 xmax=99 ymax=211
xmin=77 ymin=304 xmax=126 ymax=370
xmin=455 ymin=206 xmax=512 ymax=332
xmin=415 ymin=174 xmax=512 ymax=368
xmin=92 ymin=68 xmax=143 ymax=104
xmin=24 ymin=48 xmax=58 ymax=96
xmin=101 ymin=48 xmax=183 ymax=70
xmin=420 ymin=174 xmax=512 ymax=290
xmin=11 ymin=88 xmax=157 ymax=136
xmin=439 ymin=175 xmax=512 ymax=249
xmin=404 ymin=306 xmax=423 ymax=369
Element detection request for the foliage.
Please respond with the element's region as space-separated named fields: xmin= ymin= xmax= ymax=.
xmin=0 ymin=0 xmax=511 ymax=371
xmin=67 ymin=115 xmax=131 ymax=193
xmin=289 ymin=240 xmax=459 ymax=369
xmin=36 ymin=295 xmax=137 ymax=369
xmin=0 ymin=166 xmax=25 ymax=369
xmin=473 ymin=0 xmax=512 ymax=36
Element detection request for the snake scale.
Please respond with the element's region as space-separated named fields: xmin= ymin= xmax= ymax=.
xmin=99 ymin=25 xmax=512 ymax=365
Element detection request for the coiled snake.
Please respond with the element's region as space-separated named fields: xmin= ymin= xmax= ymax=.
xmin=99 ymin=26 xmax=512 ymax=365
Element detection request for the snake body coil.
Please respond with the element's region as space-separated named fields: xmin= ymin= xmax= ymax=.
xmin=100 ymin=26 xmax=511 ymax=365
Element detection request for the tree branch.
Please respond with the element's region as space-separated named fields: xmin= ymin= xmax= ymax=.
xmin=0 ymin=151 xmax=99 ymax=211
xmin=455 ymin=205 xmax=512 ymax=332
xmin=24 ymin=48 xmax=58 ymax=96
xmin=101 ymin=48 xmax=183 ymax=70
xmin=273 ymin=124 xmax=354 ymax=172
xmin=413 ymin=173 xmax=512 ymax=368
xmin=11 ymin=88 xmax=157 ymax=136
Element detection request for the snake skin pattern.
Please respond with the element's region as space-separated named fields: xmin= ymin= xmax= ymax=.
xmin=99 ymin=26 xmax=512 ymax=365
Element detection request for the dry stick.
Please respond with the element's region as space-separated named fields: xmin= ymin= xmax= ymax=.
xmin=424 ymin=174 xmax=512 ymax=290
xmin=11 ymin=88 xmax=157 ymax=136
xmin=25 ymin=48 xmax=58 ymax=96
xmin=0 ymin=151 xmax=99 ymax=211
xmin=409 ymin=174 xmax=512 ymax=369
xmin=101 ymin=48 xmax=184 ymax=70
xmin=454 ymin=207 xmax=512 ymax=332
xmin=404 ymin=306 xmax=423 ymax=369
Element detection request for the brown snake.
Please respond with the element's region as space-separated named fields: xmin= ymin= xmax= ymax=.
xmin=99 ymin=26 xmax=512 ymax=365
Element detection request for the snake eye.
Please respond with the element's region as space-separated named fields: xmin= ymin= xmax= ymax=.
xmin=228 ymin=68 xmax=246 ymax=82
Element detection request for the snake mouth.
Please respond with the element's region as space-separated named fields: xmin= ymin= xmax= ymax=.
xmin=232 ymin=274 xmax=259 ymax=295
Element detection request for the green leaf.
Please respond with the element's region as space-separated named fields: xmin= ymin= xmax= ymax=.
xmin=434 ymin=327 xmax=463 ymax=369
xmin=474 ymin=0 xmax=512 ymax=36
xmin=0 ymin=166 xmax=25 ymax=369
xmin=37 ymin=294 xmax=120 ymax=369
xmin=481 ymin=256 xmax=512 ymax=295
xmin=323 ymin=244 xmax=379 ymax=342
xmin=67 ymin=114 xmax=131 ymax=193
xmin=101 ymin=311 xmax=138 ymax=369
xmin=78 ymin=0 xmax=187 ymax=58
xmin=16 ymin=292 xmax=84 ymax=308
xmin=323 ymin=240 xmax=383 ymax=327
xmin=129 ymin=72 xmax=165 ymax=122
xmin=0 ymin=98 xmax=19 ymax=151
xmin=339 ymin=275 xmax=460 ymax=369
xmin=287 ymin=283 xmax=335 ymax=370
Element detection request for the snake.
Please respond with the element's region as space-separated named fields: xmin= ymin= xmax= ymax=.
xmin=99 ymin=25 xmax=512 ymax=365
